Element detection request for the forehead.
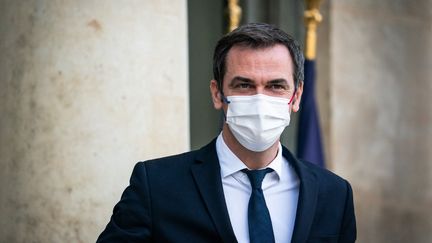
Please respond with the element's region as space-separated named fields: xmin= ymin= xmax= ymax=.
xmin=225 ymin=44 xmax=294 ymax=77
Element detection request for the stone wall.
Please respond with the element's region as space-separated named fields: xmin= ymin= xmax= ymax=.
xmin=327 ymin=0 xmax=432 ymax=242
xmin=0 ymin=1 xmax=189 ymax=242
xmin=2 ymin=0 xmax=431 ymax=242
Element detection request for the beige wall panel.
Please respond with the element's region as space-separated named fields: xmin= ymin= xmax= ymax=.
xmin=329 ymin=0 xmax=432 ymax=242
xmin=0 ymin=0 xmax=189 ymax=242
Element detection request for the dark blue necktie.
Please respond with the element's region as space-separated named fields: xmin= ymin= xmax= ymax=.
xmin=242 ymin=168 xmax=275 ymax=243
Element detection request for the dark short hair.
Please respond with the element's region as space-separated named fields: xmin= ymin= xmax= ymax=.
xmin=213 ymin=23 xmax=304 ymax=90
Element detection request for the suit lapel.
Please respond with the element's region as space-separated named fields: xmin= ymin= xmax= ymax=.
xmin=190 ymin=141 xmax=318 ymax=242
xmin=283 ymin=147 xmax=319 ymax=243
xmin=191 ymin=140 xmax=237 ymax=243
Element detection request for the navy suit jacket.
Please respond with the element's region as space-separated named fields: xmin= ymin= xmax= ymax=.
xmin=97 ymin=139 xmax=356 ymax=242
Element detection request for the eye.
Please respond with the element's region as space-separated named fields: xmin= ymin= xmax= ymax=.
xmin=235 ymin=83 xmax=252 ymax=89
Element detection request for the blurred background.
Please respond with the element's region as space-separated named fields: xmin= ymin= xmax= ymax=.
xmin=0 ymin=0 xmax=431 ymax=242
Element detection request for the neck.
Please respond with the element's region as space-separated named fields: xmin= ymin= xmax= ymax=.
xmin=222 ymin=124 xmax=279 ymax=170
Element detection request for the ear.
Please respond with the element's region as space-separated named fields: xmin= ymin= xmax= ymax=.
xmin=210 ymin=79 xmax=223 ymax=110
xmin=291 ymin=81 xmax=304 ymax=112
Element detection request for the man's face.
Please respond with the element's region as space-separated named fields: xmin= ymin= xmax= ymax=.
xmin=211 ymin=44 xmax=303 ymax=112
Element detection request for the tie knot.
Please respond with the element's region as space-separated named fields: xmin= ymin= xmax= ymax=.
xmin=242 ymin=168 xmax=273 ymax=189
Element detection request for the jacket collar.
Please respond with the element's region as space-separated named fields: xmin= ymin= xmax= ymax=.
xmin=191 ymin=139 xmax=238 ymax=243
xmin=282 ymin=146 xmax=319 ymax=243
xmin=191 ymin=140 xmax=319 ymax=243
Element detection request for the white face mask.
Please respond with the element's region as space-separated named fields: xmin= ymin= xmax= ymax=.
xmin=225 ymin=94 xmax=291 ymax=152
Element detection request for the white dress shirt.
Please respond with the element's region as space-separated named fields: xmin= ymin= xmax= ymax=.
xmin=216 ymin=133 xmax=300 ymax=243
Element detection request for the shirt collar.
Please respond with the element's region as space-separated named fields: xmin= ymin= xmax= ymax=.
xmin=216 ymin=133 xmax=284 ymax=180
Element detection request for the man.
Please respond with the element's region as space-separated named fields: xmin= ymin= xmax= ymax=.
xmin=97 ymin=23 xmax=356 ymax=243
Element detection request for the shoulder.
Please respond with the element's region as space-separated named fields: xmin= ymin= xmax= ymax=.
xmin=296 ymin=159 xmax=354 ymax=219
xmin=132 ymin=139 xmax=218 ymax=177
xmin=131 ymin=149 xmax=201 ymax=179
xmin=302 ymin=160 xmax=349 ymax=185
xmin=301 ymin=160 xmax=352 ymax=194
xmin=139 ymin=149 xmax=200 ymax=167
xmin=281 ymin=146 xmax=352 ymax=195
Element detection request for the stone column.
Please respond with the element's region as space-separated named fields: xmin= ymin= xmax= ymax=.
xmin=0 ymin=1 xmax=189 ymax=242
xmin=328 ymin=0 xmax=432 ymax=242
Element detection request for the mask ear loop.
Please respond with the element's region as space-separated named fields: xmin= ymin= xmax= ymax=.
xmin=288 ymin=87 xmax=297 ymax=105
xmin=220 ymin=92 xmax=230 ymax=104
xmin=218 ymin=83 xmax=230 ymax=122
xmin=218 ymin=81 xmax=230 ymax=104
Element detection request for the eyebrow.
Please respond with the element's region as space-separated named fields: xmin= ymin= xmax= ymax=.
xmin=267 ymin=79 xmax=289 ymax=85
xmin=227 ymin=76 xmax=254 ymax=88
xmin=228 ymin=76 xmax=290 ymax=88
